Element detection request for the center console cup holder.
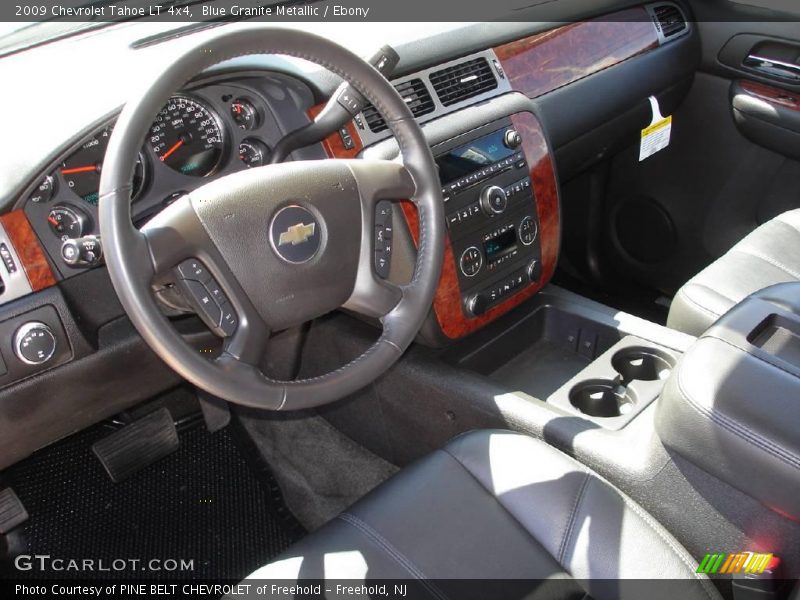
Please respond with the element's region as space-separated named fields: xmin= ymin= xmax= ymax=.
xmin=548 ymin=336 xmax=681 ymax=429
xmin=611 ymin=346 xmax=676 ymax=382
xmin=569 ymin=379 xmax=637 ymax=418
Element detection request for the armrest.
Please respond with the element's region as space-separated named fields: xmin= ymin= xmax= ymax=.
xmin=656 ymin=282 xmax=800 ymax=520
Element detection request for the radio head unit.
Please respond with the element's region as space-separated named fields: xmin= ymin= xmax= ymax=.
xmin=434 ymin=118 xmax=542 ymax=318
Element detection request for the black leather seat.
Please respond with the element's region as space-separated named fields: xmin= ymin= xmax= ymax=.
xmin=668 ymin=209 xmax=800 ymax=336
xmin=244 ymin=430 xmax=720 ymax=600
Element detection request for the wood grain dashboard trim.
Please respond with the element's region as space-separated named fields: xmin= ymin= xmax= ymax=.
xmin=739 ymin=80 xmax=800 ymax=113
xmin=0 ymin=210 xmax=57 ymax=292
xmin=493 ymin=6 xmax=659 ymax=100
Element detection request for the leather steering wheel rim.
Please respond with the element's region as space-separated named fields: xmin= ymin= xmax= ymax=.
xmin=98 ymin=26 xmax=444 ymax=410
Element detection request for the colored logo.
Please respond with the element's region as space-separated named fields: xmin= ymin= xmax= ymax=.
xmin=278 ymin=222 xmax=316 ymax=247
xmin=697 ymin=552 xmax=774 ymax=575
xmin=269 ymin=205 xmax=321 ymax=264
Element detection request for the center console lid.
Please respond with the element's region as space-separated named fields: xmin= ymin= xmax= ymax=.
xmin=656 ymin=282 xmax=800 ymax=519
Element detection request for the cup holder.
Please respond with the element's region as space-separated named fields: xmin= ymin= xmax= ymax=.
xmin=611 ymin=346 xmax=676 ymax=382
xmin=568 ymin=379 xmax=637 ymax=418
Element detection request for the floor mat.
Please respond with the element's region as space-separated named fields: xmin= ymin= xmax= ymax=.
xmin=0 ymin=417 xmax=304 ymax=580
xmin=236 ymin=407 xmax=398 ymax=532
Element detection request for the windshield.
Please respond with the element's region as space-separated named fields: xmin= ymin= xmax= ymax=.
xmin=0 ymin=0 xmax=214 ymax=56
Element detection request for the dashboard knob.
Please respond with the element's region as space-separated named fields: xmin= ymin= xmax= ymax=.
xmin=527 ymin=259 xmax=543 ymax=283
xmin=61 ymin=235 xmax=103 ymax=267
xmin=504 ymin=128 xmax=522 ymax=149
xmin=466 ymin=293 xmax=488 ymax=317
xmin=14 ymin=322 xmax=57 ymax=366
xmin=479 ymin=185 xmax=507 ymax=216
xmin=459 ymin=246 xmax=483 ymax=278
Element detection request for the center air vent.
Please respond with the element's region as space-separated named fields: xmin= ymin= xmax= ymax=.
xmin=651 ymin=3 xmax=688 ymax=40
xmin=429 ymin=57 xmax=498 ymax=107
xmin=362 ymin=78 xmax=434 ymax=133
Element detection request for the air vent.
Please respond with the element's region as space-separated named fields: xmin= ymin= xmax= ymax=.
xmin=652 ymin=3 xmax=687 ymax=39
xmin=361 ymin=78 xmax=435 ymax=133
xmin=429 ymin=57 xmax=498 ymax=107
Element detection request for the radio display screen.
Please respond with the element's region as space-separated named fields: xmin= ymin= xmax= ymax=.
xmin=436 ymin=129 xmax=514 ymax=184
xmin=484 ymin=227 xmax=517 ymax=262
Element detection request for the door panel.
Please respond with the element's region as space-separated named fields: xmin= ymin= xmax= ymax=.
xmin=583 ymin=12 xmax=800 ymax=301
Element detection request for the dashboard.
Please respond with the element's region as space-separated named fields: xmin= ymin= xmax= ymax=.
xmin=18 ymin=73 xmax=324 ymax=281
xmin=0 ymin=1 xmax=701 ymax=469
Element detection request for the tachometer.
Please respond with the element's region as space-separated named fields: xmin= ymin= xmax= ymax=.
xmin=60 ymin=126 xmax=146 ymax=205
xmin=149 ymin=95 xmax=224 ymax=177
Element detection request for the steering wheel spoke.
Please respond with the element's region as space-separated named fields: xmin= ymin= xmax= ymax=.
xmin=141 ymin=195 xmax=269 ymax=353
xmin=340 ymin=159 xmax=417 ymax=318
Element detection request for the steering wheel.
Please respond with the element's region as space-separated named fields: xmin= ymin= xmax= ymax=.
xmin=98 ymin=27 xmax=444 ymax=410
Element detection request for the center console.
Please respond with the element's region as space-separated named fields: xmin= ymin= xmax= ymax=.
xmin=434 ymin=119 xmax=543 ymax=318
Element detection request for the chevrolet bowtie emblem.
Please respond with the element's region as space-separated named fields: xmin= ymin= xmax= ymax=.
xmin=278 ymin=222 xmax=316 ymax=246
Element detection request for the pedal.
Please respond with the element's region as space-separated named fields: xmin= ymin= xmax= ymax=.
xmin=92 ymin=408 xmax=179 ymax=483
xmin=198 ymin=391 xmax=230 ymax=433
xmin=0 ymin=487 xmax=28 ymax=534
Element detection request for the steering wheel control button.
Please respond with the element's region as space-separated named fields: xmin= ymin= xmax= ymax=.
xmin=184 ymin=280 xmax=222 ymax=327
xmin=175 ymin=258 xmax=237 ymax=337
xmin=14 ymin=322 xmax=57 ymax=366
xmin=518 ymin=216 xmax=538 ymax=246
xmin=176 ymin=259 xmax=212 ymax=283
xmin=460 ymin=246 xmax=483 ymax=278
xmin=203 ymin=279 xmax=227 ymax=306
xmin=480 ymin=185 xmax=508 ymax=215
xmin=374 ymin=201 xmax=394 ymax=279
xmin=219 ymin=307 xmax=238 ymax=336
xmin=269 ymin=205 xmax=321 ymax=264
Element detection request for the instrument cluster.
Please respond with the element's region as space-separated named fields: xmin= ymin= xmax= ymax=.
xmin=22 ymin=78 xmax=301 ymax=279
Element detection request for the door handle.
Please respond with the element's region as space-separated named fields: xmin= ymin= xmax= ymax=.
xmin=744 ymin=54 xmax=800 ymax=81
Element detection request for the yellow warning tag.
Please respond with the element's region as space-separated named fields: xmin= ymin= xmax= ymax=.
xmin=639 ymin=97 xmax=672 ymax=161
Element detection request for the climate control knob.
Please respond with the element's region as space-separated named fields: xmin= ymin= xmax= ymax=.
xmin=479 ymin=185 xmax=507 ymax=216
xmin=14 ymin=322 xmax=57 ymax=366
xmin=518 ymin=216 xmax=538 ymax=246
xmin=459 ymin=246 xmax=483 ymax=278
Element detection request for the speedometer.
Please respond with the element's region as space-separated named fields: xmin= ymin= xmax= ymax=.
xmin=149 ymin=95 xmax=225 ymax=177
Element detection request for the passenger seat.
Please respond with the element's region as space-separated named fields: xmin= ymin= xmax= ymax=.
xmin=668 ymin=209 xmax=800 ymax=336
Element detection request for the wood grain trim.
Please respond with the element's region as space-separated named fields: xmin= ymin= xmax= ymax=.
xmin=494 ymin=7 xmax=659 ymax=100
xmin=401 ymin=111 xmax=560 ymax=339
xmin=0 ymin=210 xmax=57 ymax=292
xmin=739 ymin=80 xmax=800 ymax=113
xmin=307 ymin=104 xmax=364 ymax=158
